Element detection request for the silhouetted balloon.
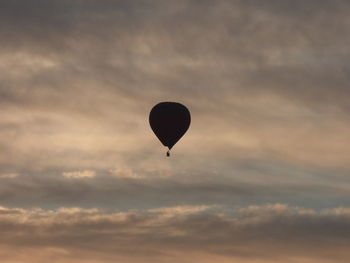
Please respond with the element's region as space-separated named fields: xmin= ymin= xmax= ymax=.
xmin=149 ymin=102 xmax=191 ymax=156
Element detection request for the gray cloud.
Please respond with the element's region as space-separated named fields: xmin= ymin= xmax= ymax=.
xmin=1 ymin=1 xmax=350 ymax=261
xmin=0 ymin=204 xmax=348 ymax=262
xmin=0 ymin=163 xmax=349 ymax=210
xmin=1 ymin=0 xmax=350 ymax=205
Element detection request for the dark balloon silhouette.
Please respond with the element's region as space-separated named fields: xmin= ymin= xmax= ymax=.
xmin=149 ymin=102 xmax=191 ymax=157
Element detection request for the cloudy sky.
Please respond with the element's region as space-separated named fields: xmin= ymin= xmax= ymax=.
xmin=1 ymin=0 xmax=350 ymax=262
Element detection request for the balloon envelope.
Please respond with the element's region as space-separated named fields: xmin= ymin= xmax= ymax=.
xmin=149 ymin=102 xmax=191 ymax=150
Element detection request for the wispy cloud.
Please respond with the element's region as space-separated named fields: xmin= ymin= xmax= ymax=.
xmin=0 ymin=173 xmax=19 ymax=179
xmin=63 ymin=170 xmax=96 ymax=179
xmin=1 ymin=0 xmax=349 ymax=262
xmin=0 ymin=204 xmax=348 ymax=262
xmin=109 ymin=167 xmax=145 ymax=179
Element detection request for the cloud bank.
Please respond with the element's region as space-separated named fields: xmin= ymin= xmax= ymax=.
xmin=0 ymin=204 xmax=349 ymax=263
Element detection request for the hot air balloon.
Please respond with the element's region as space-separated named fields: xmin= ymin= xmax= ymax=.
xmin=149 ymin=102 xmax=191 ymax=157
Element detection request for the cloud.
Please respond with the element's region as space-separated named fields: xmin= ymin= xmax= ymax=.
xmin=1 ymin=1 xmax=350 ymax=261
xmin=0 ymin=173 xmax=19 ymax=179
xmin=0 ymin=160 xmax=349 ymax=210
xmin=109 ymin=167 xmax=145 ymax=179
xmin=0 ymin=0 xmax=350 ymax=174
xmin=62 ymin=170 xmax=96 ymax=179
xmin=0 ymin=204 xmax=348 ymax=262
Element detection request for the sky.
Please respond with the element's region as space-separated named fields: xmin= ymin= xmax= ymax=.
xmin=1 ymin=0 xmax=350 ymax=262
